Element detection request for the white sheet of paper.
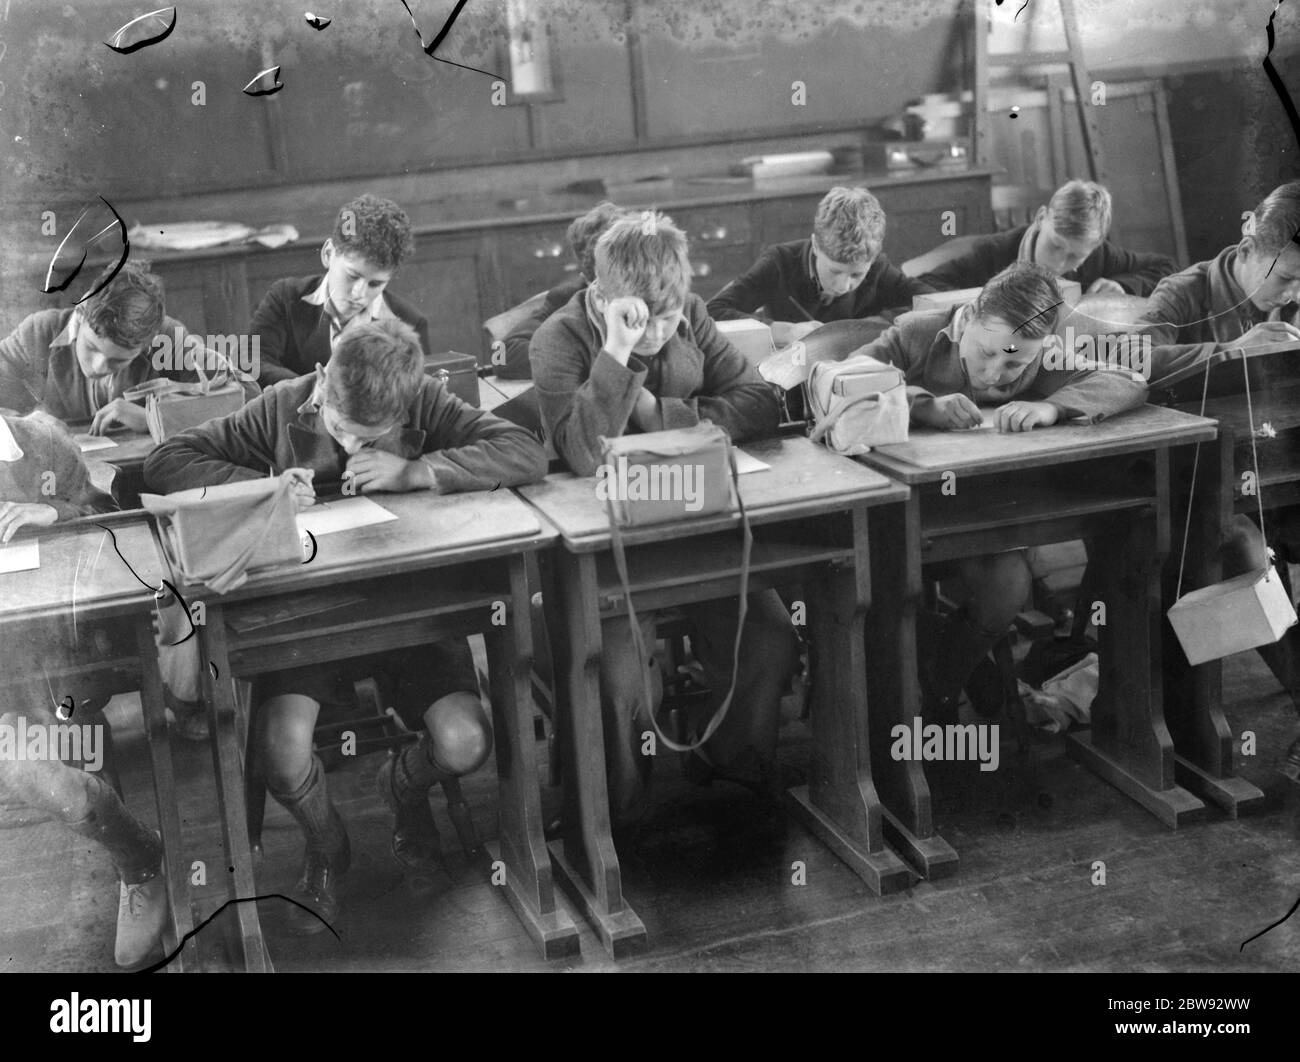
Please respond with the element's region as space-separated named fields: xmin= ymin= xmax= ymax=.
xmin=296 ymin=496 xmax=397 ymax=537
xmin=74 ymin=433 xmax=118 ymax=452
xmin=733 ymin=449 xmax=770 ymax=474
xmin=0 ymin=539 xmax=40 ymax=574
xmin=759 ymin=343 xmax=807 ymax=390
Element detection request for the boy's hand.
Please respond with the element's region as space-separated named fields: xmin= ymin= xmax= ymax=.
xmin=916 ymin=393 xmax=983 ymax=430
xmin=280 ymin=467 xmax=317 ymax=510
xmin=630 ymin=388 xmax=663 ymax=432
xmin=89 ymin=398 xmax=146 ymax=435
xmin=994 ymin=400 xmax=1059 ymax=432
xmin=0 ymin=501 xmax=58 ymax=544
xmin=1086 ymin=278 xmax=1126 ymax=295
xmin=603 ymin=296 xmax=650 ymax=363
xmin=346 ymin=449 xmax=427 ymax=493
xmin=770 ymin=320 xmax=821 ymax=348
xmin=1226 ymin=321 xmax=1300 ymax=349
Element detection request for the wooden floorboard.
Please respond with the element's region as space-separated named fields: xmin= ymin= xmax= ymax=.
xmin=2 ymin=651 xmax=1297 ymax=973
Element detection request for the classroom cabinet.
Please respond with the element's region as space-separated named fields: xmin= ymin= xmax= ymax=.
xmin=111 ymin=168 xmax=991 ymax=365
xmin=496 ymin=222 xmax=581 ymax=305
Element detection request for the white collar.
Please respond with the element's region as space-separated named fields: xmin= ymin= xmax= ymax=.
xmin=300 ymin=276 xmax=396 ymax=323
xmin=0 ymin=417 xmax=25 ymax=462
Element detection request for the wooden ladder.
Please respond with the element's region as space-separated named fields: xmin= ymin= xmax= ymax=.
xmin=972 ymin=0 xmax=1108 ymax=184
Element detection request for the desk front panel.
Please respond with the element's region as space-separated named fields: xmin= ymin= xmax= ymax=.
xmin=164 ymin=489 xmax=550 ymax=603
xmin=519 ymin=435 xmax=906 ymax=551
xmin=0 ymin=518 xmax=163 ymax=625
xmin=862 ymin=405 xmax=1216 ymax=484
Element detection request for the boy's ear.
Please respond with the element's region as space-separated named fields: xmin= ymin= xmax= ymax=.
xmin=320 ymin=239 xmax=334 ymax=270
xmin=589 ymin=281 xmax=608 ymax=312
xmin=1032 ymin=206 xmax=1048 ymax=226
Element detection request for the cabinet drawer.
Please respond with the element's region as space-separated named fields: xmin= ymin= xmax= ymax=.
xmin=670 ymin=204 xmax=752 ymax=249
xmin=756 ymin=196 xmax=821 ymax=249
xmin=686 ymin=245 xmax=757 ymax=303
xmin=496 ymin=223 xmax=578 ymax=304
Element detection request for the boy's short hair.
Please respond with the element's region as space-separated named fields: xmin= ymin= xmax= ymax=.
xmin=325 ymin=318 xmax=424 ymax=426
xmin=813 ymin=187 xmax=886 ymax=265
xmin=973 ymin=262 xmax=1063 ymax=339
xmin=332 ymin=194 xmax=416 ymax=271
xmin=1046 ymin=180 xmax=1112 ymax=242
xmin=80 ymin=259 xmax=165 ymax=350
xmin=567 ymin=202 xmax=628 ymax=279
xmin=1243 ymin=181 xmax=1300 ymax=257
xmin=593 ymin=213 xmax=691 ymax=315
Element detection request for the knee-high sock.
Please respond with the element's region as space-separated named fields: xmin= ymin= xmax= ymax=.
xmin=387 ymin=739 xmax=455 ymax=806
xmin=917 ymin=608 xmax=1006 ymax=707
xmin=0 ymin=757 xmax=159 ymax=884
xmin=266 ymin=755 xmax=346 ymax=855
xmin=1256 ymin=627 xmax=1300 ymax=716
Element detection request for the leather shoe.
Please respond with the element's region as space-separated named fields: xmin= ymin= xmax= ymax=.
xmin=285 ymin=834 xmax=350 ymax=937
xmin=1283 ymin=735 xmax=1300 ymax=783
xmin=376 ymin=754 xmax=444 ymax=870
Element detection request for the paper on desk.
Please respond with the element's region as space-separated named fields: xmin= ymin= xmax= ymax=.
xmin=759 ymin=343 xmax=808 ymax=390
xmin=296 ymin=496 xmax=397 ymax=537
xmin=733 ymin=449 xmax=770 ymax=475
xmin=0 ymin=539 xmax=40 ymax=574
xmin=74 ymin=433 xmax=118 ymax=452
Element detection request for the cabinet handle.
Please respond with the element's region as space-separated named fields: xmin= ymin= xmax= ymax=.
xmin=691 ymin=261 xmax=712 ymax=277
xmin=697 ymin=225 xmax=728 ymax=242
xmin=532 ymin=242 xmax=563 ymax=259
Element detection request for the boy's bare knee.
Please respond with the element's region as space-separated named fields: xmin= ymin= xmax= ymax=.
xmin=425 ymin=692 xmax=493 ymax=775
xmin=257 ymin=696 xmax=317 ymax=791
xmin=961 ymin=552 xmax=1031 ymax=626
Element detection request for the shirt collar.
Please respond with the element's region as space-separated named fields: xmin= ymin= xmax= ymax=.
xmin=1016 ymin=222 xmax=1039 ymax=265
xmin=937 ymin=302 xmax=970 ymax=345
xmin=0 ymin=417 xmax=24 ymax=462
xmin=292 ymin=378 xmax=413 ymax=456
xmin=301 ymin=276 xmax=395 ymax=326
xmin=50 ymin=310 xmax=79 ymax=350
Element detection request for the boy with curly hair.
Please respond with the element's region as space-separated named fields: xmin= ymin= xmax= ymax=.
xmin=251 ymin=194 xmax=432 ymax=385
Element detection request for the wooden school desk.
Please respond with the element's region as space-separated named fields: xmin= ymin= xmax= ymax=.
xmin=0 ymin=513 xmax=196 ymax=971
xmin=156 ymin=490 xmax=576 ymax=969
xmin=518 ymin=436 xmax=941 ymax=958
xmin=859 ymin=405 xmax=1221 ymax=829
xmin=1167 ymin=351 xmax=1299 ymax=810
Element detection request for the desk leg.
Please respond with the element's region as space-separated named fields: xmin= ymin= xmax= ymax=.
xmin=546 ymin=548 xmax=646 ymax=957
xmin=866 ymin=498 xmax=959 ymax=878
xmin=198 ymin=607 xmax=272 ymax=972
xmin=786 ymin=504 xmax=920 ymax=892
xmin=1167 ymin=432 xmax=1264 ymax=815
xmin=1067 ymin=452 xmax=1206 ymax=828
xmin=484 ymin=554 xmax=579 ymax=959
xmin=134 ymin=620 xmax=198 ymax=972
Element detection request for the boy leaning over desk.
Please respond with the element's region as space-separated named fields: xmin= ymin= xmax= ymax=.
xmin=530 ymin=211 xmax=799 ymax=820
xmin=1138 ymin=179 xmax=1300 ymax=780
xmin=858 ymin=261 xmax=1147 ymax=720
xmin=144 ymin=318 xmax=547 ymax=933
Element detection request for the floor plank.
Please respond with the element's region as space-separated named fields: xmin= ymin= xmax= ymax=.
xmin=1 ymin=651 xmax=1297 ymax=972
